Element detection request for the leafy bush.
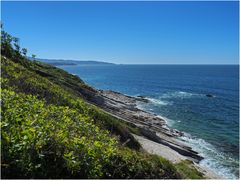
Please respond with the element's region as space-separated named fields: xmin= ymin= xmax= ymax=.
xmin=105 ymin=147 xmax=180 ymax=178
xmin=1 ymin=89 xmax=117 ymax=178
xmin=1 ymin=56 xmax=141 ymax=150
xmin=175 ymin=160 xmax=204 ymax=179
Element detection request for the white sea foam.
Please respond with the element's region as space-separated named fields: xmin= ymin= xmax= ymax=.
xmin=135 ymin=101 xmax=147 ymax=110
xmin=146 ymin=97 xmax=172 ymax=106
xmin=136 ymin=92 xmax=238 ymax=179
xmin=136 ymin=91 xmax=204 ymax=108
xmin=143 ymin=91 xmax=204 ymax=107
xmin=179 ymin=134 xmax=239 ymax=179
xmin=161 ymin=91 xmax=204 ymax=99
xmin=156 ymin=115 xmax=175 ymax=127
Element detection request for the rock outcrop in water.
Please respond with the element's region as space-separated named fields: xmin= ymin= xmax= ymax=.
xmin=206 ymin=94 xmax=213 ymax=98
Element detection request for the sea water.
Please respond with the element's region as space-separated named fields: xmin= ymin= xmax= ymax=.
xmin=59 ymin=64 xmax=239 ymax=179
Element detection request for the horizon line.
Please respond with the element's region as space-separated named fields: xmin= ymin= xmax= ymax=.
xmin=34 ymin=57 xmax=239 ymax=65
xmin=117 ymin=63 xmax=239 ymax=65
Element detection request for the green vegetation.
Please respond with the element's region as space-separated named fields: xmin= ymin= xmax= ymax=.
xmin=1 ymin=26 xmax=204 ymax=178
xmin=1 ymin=56 xmax=141 ymax=150
xmin=175 ymin=160 xmax=204 ymax=179
xmin=2 ymin=89 xmax=117 ymax=178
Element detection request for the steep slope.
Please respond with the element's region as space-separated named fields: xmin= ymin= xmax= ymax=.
xmin=1 ymin=29 xmax=204 ymax=179
xmin=1 ymin=55 xmax=183 ymax=179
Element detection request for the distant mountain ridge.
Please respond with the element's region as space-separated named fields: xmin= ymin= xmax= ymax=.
xmin=28 ymin=57 xmax=115 ymax=66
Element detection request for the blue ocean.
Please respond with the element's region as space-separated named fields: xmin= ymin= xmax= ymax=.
xmin=59 ymin=64 xmax=239 ymax=179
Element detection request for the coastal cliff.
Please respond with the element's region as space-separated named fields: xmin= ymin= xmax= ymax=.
xmin=1 ymin=29 xmax=215 ymax=179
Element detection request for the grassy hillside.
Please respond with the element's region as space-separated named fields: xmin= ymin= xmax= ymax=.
xmin=1 ymin=29 xmax=204 ymax=179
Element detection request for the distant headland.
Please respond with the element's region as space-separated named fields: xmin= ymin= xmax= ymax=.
xmin=28 ymin=57 xmax=115 ymax=66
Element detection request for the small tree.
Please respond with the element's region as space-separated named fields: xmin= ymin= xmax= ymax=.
xmin=1 ymin=24 xmax=14 ymax=58
xmin=32 ymin=54 xmax=36 ymax=60
xmin=22 ymin=48 xmax=27 ymax=56
xmin=12 ymin=37 xmax=20 ymax=52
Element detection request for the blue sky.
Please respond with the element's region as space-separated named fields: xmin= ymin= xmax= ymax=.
xmin=2 ymin=1 xmax=239 ymax=64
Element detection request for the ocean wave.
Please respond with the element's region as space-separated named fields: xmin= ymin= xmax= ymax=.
xmin=136 ymin=92 xmax=238 ymax=179
xmin=161 ymin=91 xmax=204 ymax=99
xmin=144 ymin=91 xmax=204 ymax=107
xmin=146 ymin=97 xmax=172 ymax=106
xmin=179 ymin=134 xmax=239 ymax=179
xmin=156 ymin=115 xmax=175 ymax=127
xmin=137 ymin=91 xmax=204 ymax=107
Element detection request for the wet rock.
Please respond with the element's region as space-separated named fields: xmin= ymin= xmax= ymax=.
xmin=206 ymin=94 xmax=213 ymax=98
xmin=135 ymin=96 xmax=149 ymax=103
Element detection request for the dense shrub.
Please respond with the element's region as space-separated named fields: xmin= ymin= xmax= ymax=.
xmin=1 ymin=89 xmax=117 ymax=178
xmin=1 ymin=56 xmax=141 ymax=149
xmin=105 ymin=148 xmax=180 ymax=178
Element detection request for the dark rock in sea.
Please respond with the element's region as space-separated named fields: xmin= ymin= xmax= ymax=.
xmin=206 ymin=94 xmax=213 ymax=98
xmin=171 ymin=129 xmax=184 ymax=137
xmin=137 ymin=95 xmax=146 ymax=98
xmin=135 ymin=95 xmax=149 ymax=103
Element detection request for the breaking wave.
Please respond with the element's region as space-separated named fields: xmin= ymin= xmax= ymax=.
xmin=161 ymin=91 xmax=205 ymax=99
xmin=146 ymin=97 xmax=172 ymax=106
xmin=136 ymin=91 xmax=239 ymax=179
xmin=179 ymin=133 xmax=239 ymax=179
xmin=143 ymin=91 xmax=204 ymax=107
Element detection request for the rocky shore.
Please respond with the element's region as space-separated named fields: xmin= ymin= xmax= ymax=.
xmin=93 ymin=90 xmax=203 ymax=162
xmin=79 ymin=88 xmax=221 ymax=178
